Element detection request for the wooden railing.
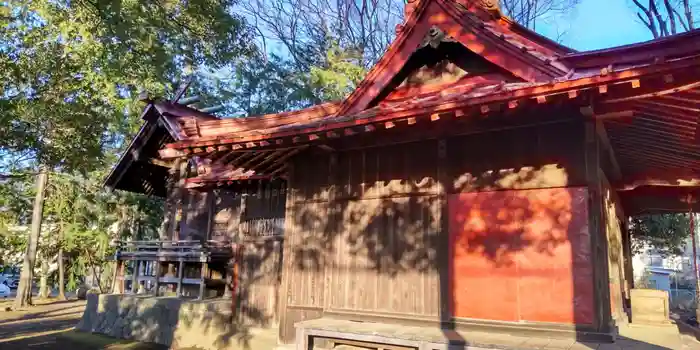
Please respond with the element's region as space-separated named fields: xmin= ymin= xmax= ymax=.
xmin=239 ymin=217 xmax=284 ymax=238
xmin=113 ymin=239 xmax=233 ymax=261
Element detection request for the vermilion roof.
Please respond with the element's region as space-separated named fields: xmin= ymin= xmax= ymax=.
xmin=107 ymin=0 xmax=700 ymax=213
xmin=159 ymin=0 xmax=700 ymax=151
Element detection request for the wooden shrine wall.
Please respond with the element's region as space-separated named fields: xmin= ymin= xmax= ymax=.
xmin=237 ymin=238 xmax=284 ymax=328
xmin=279 ymin=120 xmax=598 ymax=342
xmin=175 ymin=183 xmax=286 ymax=329
xmin=448 ymin=121 xmax=594 ymax=325
xmin=178 ymin=182 xmax=286 ymax=242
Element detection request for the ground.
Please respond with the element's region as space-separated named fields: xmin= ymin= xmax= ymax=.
xmin=0 ymin=298 xmax=165 ymax=350
xmin=0 ymin=297 xmax=699 ymax=350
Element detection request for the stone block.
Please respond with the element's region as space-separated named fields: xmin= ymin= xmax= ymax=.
xmin=630 ymin=288 xmax=671 ymax=326
xmin=74 ymin=293 xmax=259 ymax=349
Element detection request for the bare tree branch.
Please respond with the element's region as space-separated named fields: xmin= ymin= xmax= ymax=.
xmin=648 ymin=0 xmax=669 ymax=36
xmin=673 ymin=8 xmax=690 ymax=31
xmin=633 ymin=0 xmax=659 ymax=38
xmin=662 ymin=0 xmax=676 ymax=34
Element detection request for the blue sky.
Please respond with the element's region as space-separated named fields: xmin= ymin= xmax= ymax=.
xmin=539 ymin=0 xmax=656 ymax=51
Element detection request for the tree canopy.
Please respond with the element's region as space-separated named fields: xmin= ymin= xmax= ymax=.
xmin=1 ymin=0 xmax=255 ymax=171
xmin=629 ymin=213 xmax=691 ymax=256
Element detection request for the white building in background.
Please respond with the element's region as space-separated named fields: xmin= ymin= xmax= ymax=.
xmin=632 ymin=236 xmax=697 ymax=308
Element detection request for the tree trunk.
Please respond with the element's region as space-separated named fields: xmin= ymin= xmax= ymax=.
xmin=13 ymin=169 xmax=48 ymax=309
xmin=57 ymin=224 xmax=66 ymax=300
xmin=38 ymin=257 xmax=49 ymax=298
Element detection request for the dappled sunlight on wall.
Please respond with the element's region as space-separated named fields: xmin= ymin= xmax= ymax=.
xmin=453 ymin=164 xmax=570 ymax=192
xmin=602 ymin=175 xmax=626 ymax=321
xmin=449 ymin=187 xmax=594 ymax=324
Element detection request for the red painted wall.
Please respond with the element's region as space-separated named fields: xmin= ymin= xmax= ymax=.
xmin=449 ymin=187 xmax=594 ymax=325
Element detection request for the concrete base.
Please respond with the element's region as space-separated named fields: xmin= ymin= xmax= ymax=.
xmin=630 ymin=289 xmax=672 ymax=326
xmin=76 ymin=293 xmax=272 ymax=349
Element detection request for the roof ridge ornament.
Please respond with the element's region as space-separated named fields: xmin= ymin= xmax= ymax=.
xmin=419 ymin=26 xmax=456 ymax=48
xmin=396 ymin=0 xmax=420 ymax=33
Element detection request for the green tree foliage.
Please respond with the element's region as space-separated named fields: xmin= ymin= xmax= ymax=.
xmin=42 ymin=172 xmax=163 ymax=292
xmin=1 ymin=0 xmax=250 ymax=303
xmin=629 ymin=213 xmax=691 ymax=256
xmin=217 ymin=46 xmax=366 ymax=116
xmin=1 ymin=0 xmax=255 ymax=170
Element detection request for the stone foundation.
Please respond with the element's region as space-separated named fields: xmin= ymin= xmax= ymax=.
xmin=76 ymin=294 xmax=270 ymax=349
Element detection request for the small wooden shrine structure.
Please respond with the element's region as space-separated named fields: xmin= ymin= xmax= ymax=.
xmin=106 ymin=0 xmax=700 ymax=345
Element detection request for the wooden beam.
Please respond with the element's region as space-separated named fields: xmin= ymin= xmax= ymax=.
xmin=237 ymin=150 xmax=272 ymax=170
xmin=593 ymin=111 xmax=634 ymax=120
xmin=610 ymin=132 xmax=700 ymax=154
xmin=269 ymin=165 xmax=288 ymax=177
xmin=633 ymin=109 xmax=696 ymax=128
xmin=596 ymin=120 xmax=622 ymax=180
xmin=642 ymin=99 xmax=700 ymax=113
xmin=618 ymin=177 xmax=700 ymax=191
xmin=613 ymin=146 xmax=698 ymax=167
xmin=252 ymin=149 xmax=289 ymax=170
xmin=604 ymin=81 xmax=700 ymax=103
xmin=159 ymin=148 xmax=186 ymax=159
xmin=148 ymin=158 xmax=172 ymax=167
xmin=224 ymin=152 xmax=255 ymax=169
xmin=615 ymin=150 xmax=699 ymax=170
xmin=259 ymin=146 xmax=309 ymax=173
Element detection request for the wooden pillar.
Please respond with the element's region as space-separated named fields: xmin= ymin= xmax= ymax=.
xmin=113 ymin=260 xmax=125 ymax=294
xmin=205 ymin=191 xmax=215 ymax=241
xmin=176 ymin=260 xmax=184 ymax=297
xmin=159 ymin=159 xmax=181 ymax=241
xmin=436 ymin=138 xmax=452 ymax=327
xmin=621 ymin=222 xmax=634 ymax=299
xmin=154 ymin=261 xmax=161 ymax=296
xmin=224 ymin=260 xmax=233 ymax=298
xmin=278 ymin=162 xmax=298 ymax=343
xmin=120 ymin=261 xmax=126 ymax=293
xmin=131 ymin=260 xmax=140 ymax=294
xmin=171 ymin=160 xmax=189 ymax=241
xmin=585 ymin=120 xmax=613 ymax=334
xmin=199 ymin=262 xmax=208 ymax=300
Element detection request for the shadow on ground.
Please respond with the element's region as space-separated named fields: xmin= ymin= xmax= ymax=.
xmin=0 ymin=330 xmax=167 ymax=350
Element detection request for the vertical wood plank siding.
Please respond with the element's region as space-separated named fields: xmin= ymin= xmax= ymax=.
xmin=280 ymin=120 xmax=593 ymax=343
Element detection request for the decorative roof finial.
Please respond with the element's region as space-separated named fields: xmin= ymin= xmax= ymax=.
xmin=478 ymin=0 xmax=501 ymax=17
xmin=396 ymin=0 xmax=420 ymax=33
xmin=404 ymin=0 xmax=420 ymax=19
